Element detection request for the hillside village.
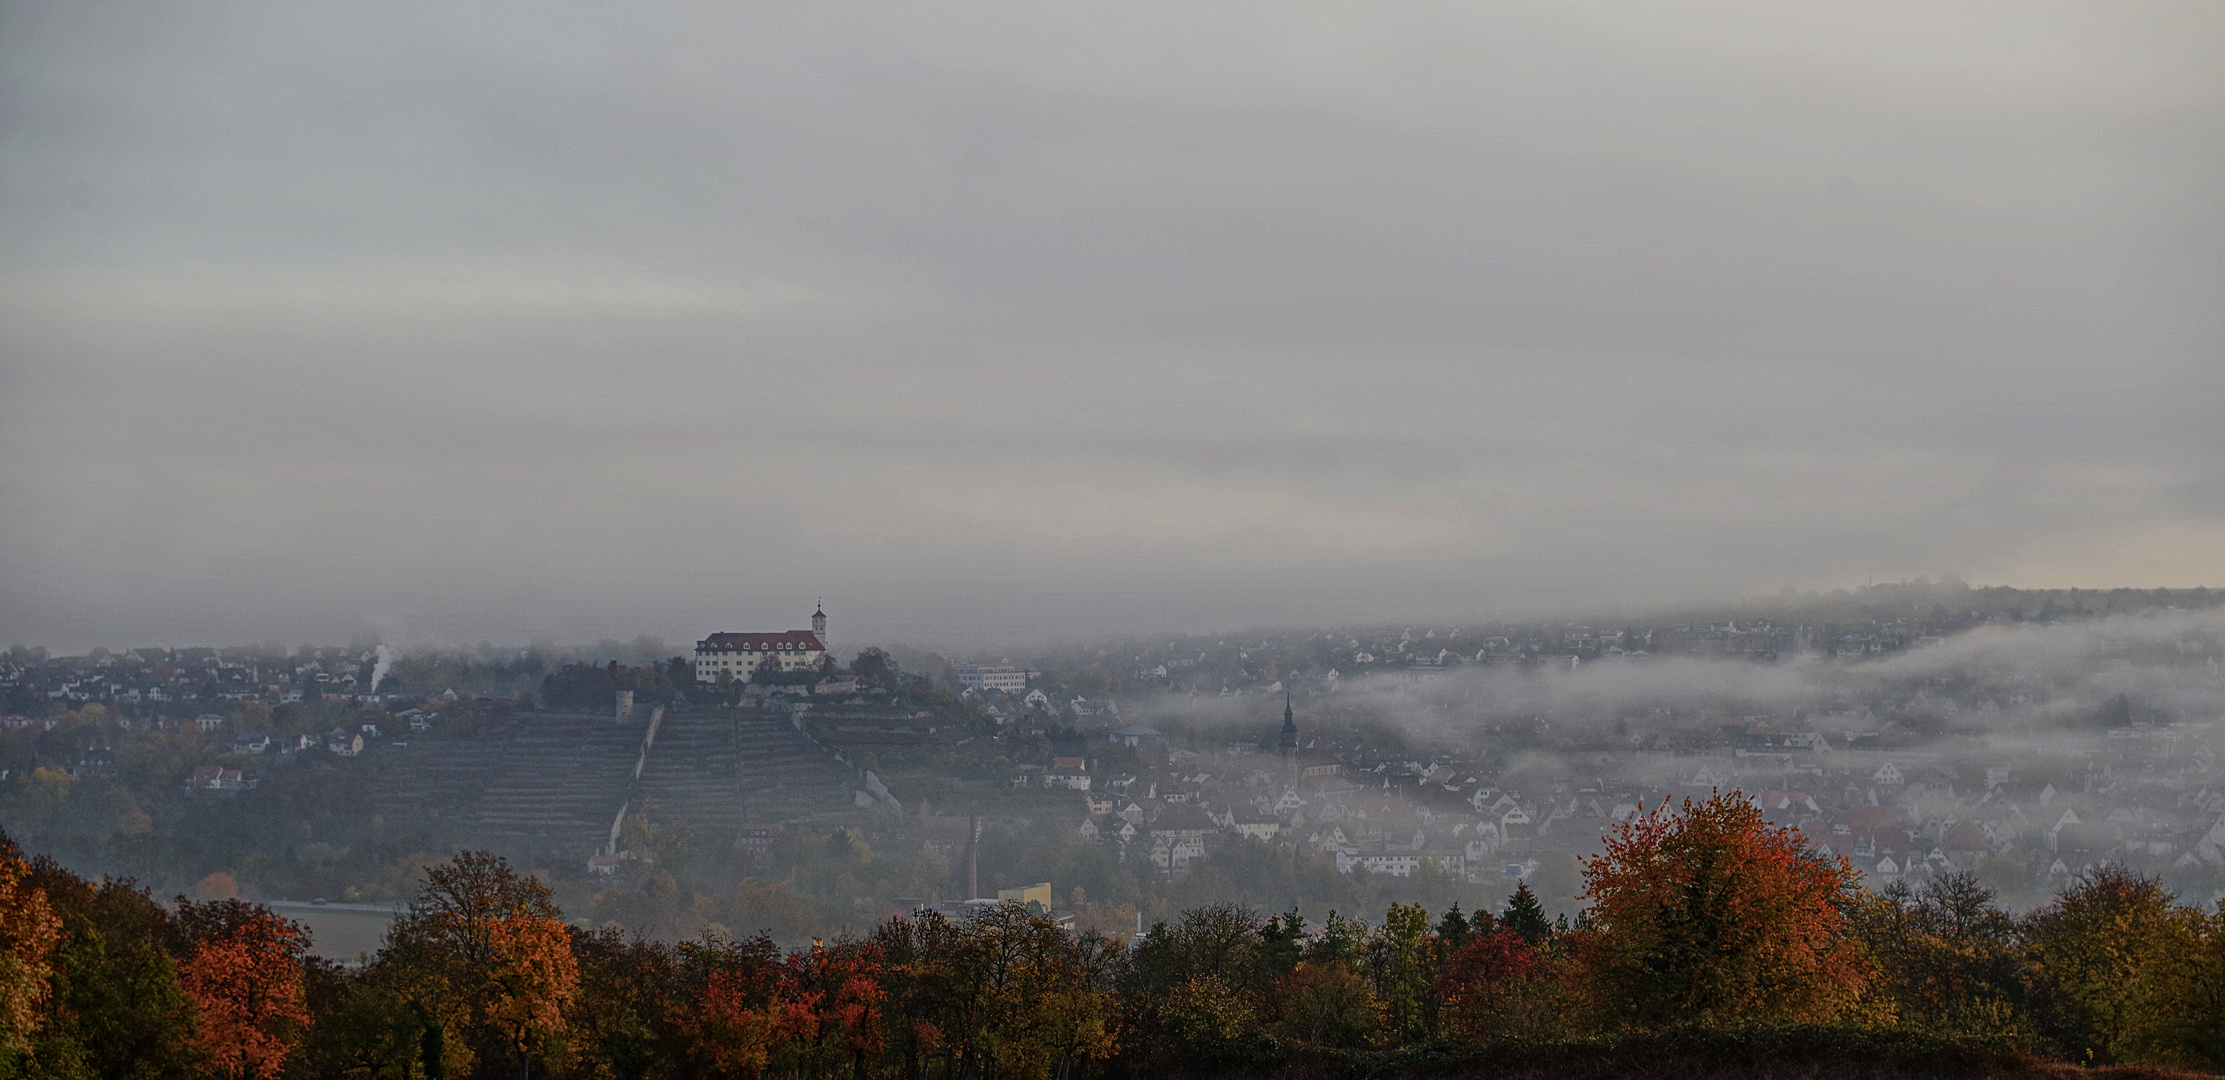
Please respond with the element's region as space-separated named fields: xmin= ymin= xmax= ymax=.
xmin=992 ymin=684 xmax=2225 ymax=911
xmin=2 ymin=585 xmax=2221 ymax=939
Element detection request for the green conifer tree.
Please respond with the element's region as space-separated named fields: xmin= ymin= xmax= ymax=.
xmin=1503 ymin=882 xmax=1552 ymax=945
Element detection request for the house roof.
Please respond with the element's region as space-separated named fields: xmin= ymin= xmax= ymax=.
xmin=697 ymin=632 xmax=827 ymax=652
xmin=1944 ymin=822 xmax=1990 ymax=851
xmin=1151 ymin=805 xmax=1221 ymax=833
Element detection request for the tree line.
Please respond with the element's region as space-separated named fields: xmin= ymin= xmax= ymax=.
xmin=2 ymin=791 xmax=2223 ymax=1079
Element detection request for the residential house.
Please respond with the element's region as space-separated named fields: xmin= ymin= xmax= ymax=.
xmin=188 ymin=766 xmax=257 ymax=792
xmin=1044 ymin=757 xmax=1092 ymax=791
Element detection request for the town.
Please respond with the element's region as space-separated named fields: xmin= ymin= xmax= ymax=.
xmin=3 ymin=581 xmax=2221 ymax=952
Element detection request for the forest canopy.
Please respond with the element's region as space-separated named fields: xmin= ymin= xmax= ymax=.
xmin=2 ymin=793 xmax=2224 ymax=1078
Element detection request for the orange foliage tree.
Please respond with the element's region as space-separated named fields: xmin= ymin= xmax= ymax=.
xmin=0 ymin=847 xmax=60 ymax=1061
xmin=485 ymin=915 xmax=579 ymax=1077
xmin=175 ymin=900 xmax=313 ymax=1079
xmin=375 ymin=849 xmax=571 ymax=1076
xmin=1579 ymin=790 xmax=1874 ymax=1028
xmin=680 ymin=931 xmax=795 ymax=1079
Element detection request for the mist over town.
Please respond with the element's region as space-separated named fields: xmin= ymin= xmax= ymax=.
xmin=3 ymin=1 xmax=2222 ymax=1076
xmin=10 ymin=580 xmax=2225 ymax=939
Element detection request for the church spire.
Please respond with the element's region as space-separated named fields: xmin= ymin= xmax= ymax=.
xmin=1279 ymin=690 xmax=1298 ymax=751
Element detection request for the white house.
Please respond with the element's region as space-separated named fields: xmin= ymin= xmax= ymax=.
xmin=1043 ymin=767 xmax=1092 ymax=791
xmin=1108 ymin=726 xmax=1165 ymax=749
xmin=950 ymin=663 xmax=1033 ymax=693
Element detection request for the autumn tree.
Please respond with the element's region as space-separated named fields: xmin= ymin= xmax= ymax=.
xmin=1849 ymin=872 xmax=2028 ymax=1037
xmin=876 ymin=904 xmax=1111 ymax=1080
xmin=1122 ymin=903 xmax=1273 ymax=1064
xmin=0 ymin=842 xmax=59 ymax=1065
xmin=1363 ymin=902 xmax=1436 ymax=1042
xmin=779 ymin=938 xmax=887 ymax=1080
xmin=2021 ymin=866 xmax=2204 ymax=1065
xmin=1271 ymin=961 xmax=1377 ymax=1048
xmin=485 ymin=915 xmax=578 ymax=1078
xmin=1579 ymin=791 xmax=1873 ymax=1028
xmin=371 ymin=850 xmax=569 ymax=1077
xmin=296 ymin=982 xmax=431 ymax=1080
xmin=1434 ymin=915 xmax=1568 ymax=1043
xmin=2115 ymin=901 xmax=2225 ymax=1071
xmin=939 ymin=903 xmax=1096 ymax=1079
xmin=869 ymin=913 xmax=957 ymax=1080
xmin=21 ymin=852 xmax=201 ymax=1079
xmin=678 ymin=930 xmax=793 ymax=1079
xmin=567 ymin=927 xmax=681 ymax=1080
xmin=174 ymin=899 xmax=314 ymax=1079
xmin=1157 ymin=974 xmax=1254 ymax=1062
xmin=1038 ymin=930 xmax=1119 ymax=1080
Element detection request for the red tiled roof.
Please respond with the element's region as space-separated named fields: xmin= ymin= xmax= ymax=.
xmin=697 ymin=632 xmax=826 ymax=652
xmin=1151 ymin=805 xmax=1221 ymax=833
xmin=1944 ymin=822 xmax=1991 ymax=851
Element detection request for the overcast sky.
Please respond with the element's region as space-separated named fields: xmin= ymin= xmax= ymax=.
xmin=2 ymin=1 xmax=2219 ymax=652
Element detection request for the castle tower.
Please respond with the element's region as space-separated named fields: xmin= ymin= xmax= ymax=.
xmin=812 ymin=601 xmax=828 ymax=651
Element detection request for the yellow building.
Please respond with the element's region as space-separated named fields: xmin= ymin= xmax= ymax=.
xmin=997 ymin=882 xmax=1053 ymax=913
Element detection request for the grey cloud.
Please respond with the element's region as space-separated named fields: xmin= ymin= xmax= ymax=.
xmin=0 ymin=1 xmax=2219 ymax=651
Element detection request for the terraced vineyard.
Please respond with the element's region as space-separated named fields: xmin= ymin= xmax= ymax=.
xmin=366 ymin=707 xmax=868 ymax=857
xmin=728 ymin=709 xmax=865 ymax=823
xmin=472 ymin=715 xmax=639 ymax=848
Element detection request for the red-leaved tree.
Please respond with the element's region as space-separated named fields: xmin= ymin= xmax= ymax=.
xmin=1441 ymin=917 xmax=1566 ymax=1042
xmin=1578 ymin=791 xmax=1873 ymax=1028
xmin=784 ymin=939 xmax=886 ymax=1080
xmin=681 ymin=932 xmax=796 ymax=1078
xmin=175 ymin=900 xmax=313 ymax=1079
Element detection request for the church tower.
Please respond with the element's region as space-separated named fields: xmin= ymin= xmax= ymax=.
xmin=812 ymin=601 xmax=828 ymax=650
xmin=1279 ymin=690 xmax=1300 ymax=782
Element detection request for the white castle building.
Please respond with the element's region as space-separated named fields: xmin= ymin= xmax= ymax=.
xmin=695 ymin=605 xmax=829 ymax=682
